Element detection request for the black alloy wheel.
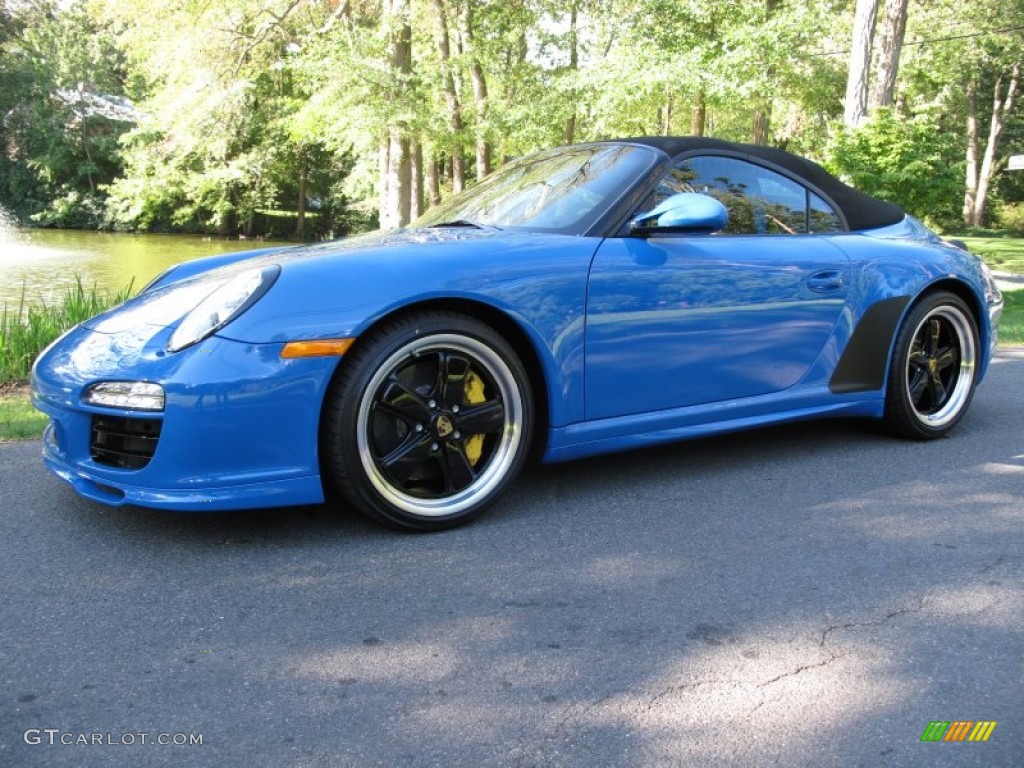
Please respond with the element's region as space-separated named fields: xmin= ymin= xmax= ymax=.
xmin=323 ymin=312 xmax=533 ymax=530
xmin=883 ymin=292 xmax=979 ymax=439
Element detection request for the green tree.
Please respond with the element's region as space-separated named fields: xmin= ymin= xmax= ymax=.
xmin=99 ymin=0 xmax=362 ymax=237
xmin=828 ymin=107 xmax=962 ymax=224
xmin=0 ymin=0 xmax=130 ymax=225
xmin=890 ymin=0 xmax=1023 ymax=227
xmin=9 ymin=0 xmax=1019 ymax=234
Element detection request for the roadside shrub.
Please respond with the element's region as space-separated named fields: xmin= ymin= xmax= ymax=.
xmin=996 ymin=202 xmax=1024 ymax=234
xmin=827 ymin=108 xmax=962 ymax=225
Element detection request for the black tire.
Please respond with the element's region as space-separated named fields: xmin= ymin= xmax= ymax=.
xmin=883 ymin=291 xmax=979 ymax=440
xmin=322 ymin=311 xmax=534 ymax=531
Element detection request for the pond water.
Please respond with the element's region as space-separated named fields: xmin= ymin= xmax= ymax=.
xmin=0 ymin=219 xmax=290 ymax=309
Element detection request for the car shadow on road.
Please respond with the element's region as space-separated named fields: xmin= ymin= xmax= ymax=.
xmin=79 ymin=417 xmax=890 ymax=546
xmin=4 ymin=350 xmax=1021 ymax=767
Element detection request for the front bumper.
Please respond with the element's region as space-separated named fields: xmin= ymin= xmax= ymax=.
xmin=32 ymin=325 xmax=339 ymax=511
xmin=40 ymin=432 xmax=325 ymax=510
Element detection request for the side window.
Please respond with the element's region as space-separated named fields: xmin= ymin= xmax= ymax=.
xmin=809 ymin=192 xmax=843 ymax=233
xmin=653 ymin=156 xmax=843 ymax=235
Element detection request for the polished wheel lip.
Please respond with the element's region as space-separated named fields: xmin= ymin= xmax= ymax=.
xmin=904 ymin=305 xmax=976 ymax=428
xmin=356 ymin=333 xmax=523 ymax=518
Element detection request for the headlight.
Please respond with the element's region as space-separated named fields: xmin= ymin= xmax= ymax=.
xmin=168 ymin=265 xmax=280 ymax=352
xmin=84 ymin=381 xmax=165 ymax=411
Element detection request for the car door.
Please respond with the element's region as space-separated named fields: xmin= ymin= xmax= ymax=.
xmin=585 ymin=154 xmax=851 ymax=420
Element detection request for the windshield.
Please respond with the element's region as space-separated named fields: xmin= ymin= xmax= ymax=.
xmin=412 ymin=144 xmax=656 ymax=234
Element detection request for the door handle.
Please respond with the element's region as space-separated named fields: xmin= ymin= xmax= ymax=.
xmin=807 ymin=270 xmax=845 ymax=292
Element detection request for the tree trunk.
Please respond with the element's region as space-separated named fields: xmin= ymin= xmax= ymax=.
xmin=379 ymin=0 xmax=413 ymax=229
xmin=81 ymin=119 xmax=96 ymax=194
xmin=872 ymin=0 xmax=908 ymax=109
xmin=392 ymin=133 xmax=411 ymax=227
xmin=294 ymin=160 xmax=308 ymax=239
xmin=963 ymin=78 xmax=979 ymax=226
xmin=217 ymin=209 xmax=235 ymax=237
xmin=427 ymin=152 xmax=441 ymax=207
xmin=460 ymin=4 xmax=491 ymax=180
xmin=563 ymin=114 xmax=576 ymax=145
xmin=379 ymin=132 xmax=411 ymax=229
xmin=968 ymin=64 xmax=1020 ymax=227
xmin=690 ymin=91 xmax=706 ymax=136
xmin=844 ymin=0 xmax=878 ymax=128
xmin=751 ymin=0 xmax=778 ymax=144
xmin=452 ymin=151 xmax=465 ymax=198
xmin=379 ymin=139 xmax=391 ymax=229
xmin=751 ymin=104 xmax=771 ymax=145
xmin=563 ymin=3 xmax=578 ymax=144
xmin=661 ymin=93 xmax=673 ymax=134
xmin=431 ymin=0 xmax=466 ymax=193
xmin=409 ymin=140 xmax=424 ymax=220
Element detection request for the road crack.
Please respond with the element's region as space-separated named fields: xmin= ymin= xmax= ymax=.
xmin=756 ymin=651 xmax=846 ymax=689
xmin=818 ymin=594 xmax=928 ymax=653
xmin=645 ymin=677 xmax=733 ymax=711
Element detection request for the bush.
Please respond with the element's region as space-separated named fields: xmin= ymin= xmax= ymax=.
xmin=30 ymin=188 xmax=109 ymax=229
xmin=996 ymin=202 xmax=1024 ymax=234
xmin=827 ymin=108 xmax=963 ymax=225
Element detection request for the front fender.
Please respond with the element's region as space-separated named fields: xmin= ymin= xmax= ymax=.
xmin=216 ymin=234 xmax=601 ymax=428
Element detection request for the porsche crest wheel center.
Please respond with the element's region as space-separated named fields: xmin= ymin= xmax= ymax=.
xmin=435 ymin=414 xmax=455 ymax=439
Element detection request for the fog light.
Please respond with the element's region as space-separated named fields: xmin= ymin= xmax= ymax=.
xmin=83 ymin=381 xmax=165 ymax=411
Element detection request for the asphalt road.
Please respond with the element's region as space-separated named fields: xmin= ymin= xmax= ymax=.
xmin=2 ymin=348 xmax=1022 ymax=768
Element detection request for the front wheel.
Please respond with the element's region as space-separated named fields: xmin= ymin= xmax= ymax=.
xmin=322 ymin=312 xmax=533 ymax=530
xmin=883 ymin=292 xmax=979 ymax=440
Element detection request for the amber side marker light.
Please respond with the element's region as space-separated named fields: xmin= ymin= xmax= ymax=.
xmin=281 ymin=338 xmax=355 ymax=358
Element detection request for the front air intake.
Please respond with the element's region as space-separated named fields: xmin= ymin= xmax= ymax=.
xmin=90 ymin=415 xmax=162 ymax=470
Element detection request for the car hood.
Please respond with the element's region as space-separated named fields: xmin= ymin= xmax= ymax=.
xmin=80 ymin=226 xmax=579 ymax=336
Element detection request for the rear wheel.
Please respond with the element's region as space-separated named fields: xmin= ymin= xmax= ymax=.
xmin=323 ymin=312 xmax=533 ymax=530
xmin=883 ymin=292 xmax=978 ymax=439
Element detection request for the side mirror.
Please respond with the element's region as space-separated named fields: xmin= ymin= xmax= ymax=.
xmin=630 ymin=192 xmax=728 ymax=236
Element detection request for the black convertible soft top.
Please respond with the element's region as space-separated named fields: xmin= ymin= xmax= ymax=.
xmin=611 ymin=136 xmax=905 ymax=231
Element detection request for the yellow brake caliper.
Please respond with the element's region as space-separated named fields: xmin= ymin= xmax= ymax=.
xmin=463 ymin=370 xmax=486 ymax=466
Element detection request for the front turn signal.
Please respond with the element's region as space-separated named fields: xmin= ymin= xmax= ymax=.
xmin=280 ymin=338 xmax=355 ymax=358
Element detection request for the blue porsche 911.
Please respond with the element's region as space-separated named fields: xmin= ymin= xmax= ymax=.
xmin=32 ymin=137 xmax=1004 ymax=530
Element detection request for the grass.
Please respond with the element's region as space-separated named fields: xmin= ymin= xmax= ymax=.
xmin=956 ymin=235 xmax=1024 ymax=274
xmin=0 ymin=383 xmax=47 ymax=441
xmin=1000 ymin=289 xmax=1024 ymax=346
xmin=0 ymin=277 xmax=134 ymax=441
xmin=956 ymin=235 xmax=1024 ymax=346
xmin=1 ymin=277 xmax=135 ymax=387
